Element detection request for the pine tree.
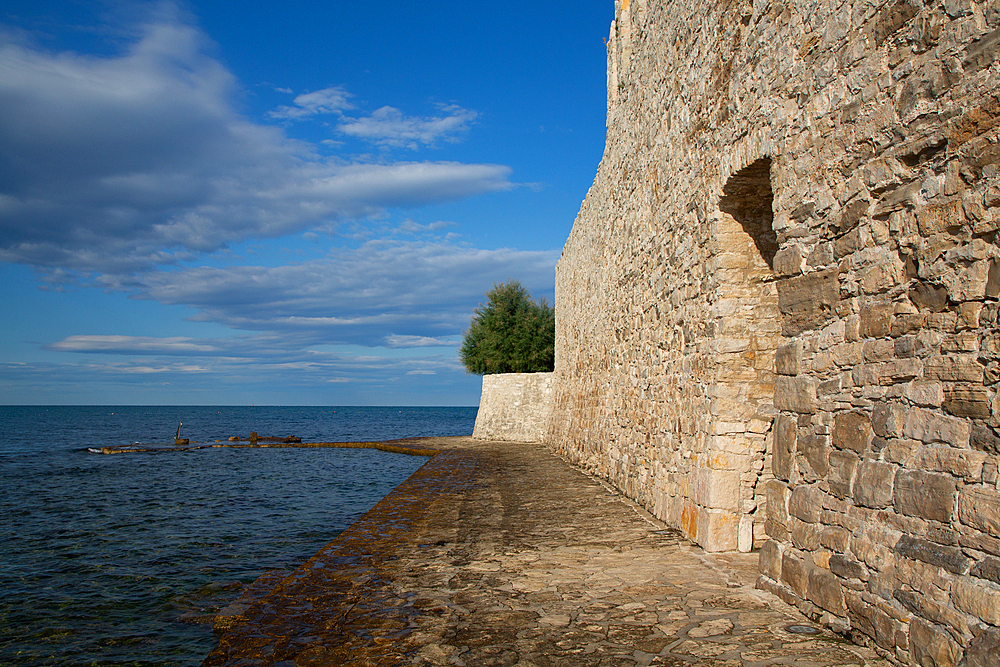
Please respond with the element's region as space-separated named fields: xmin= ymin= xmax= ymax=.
xmin=460 ymin=281 xmax=555 ymax=374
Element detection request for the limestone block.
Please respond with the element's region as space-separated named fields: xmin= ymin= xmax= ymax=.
xmin=691 ymin=467 xmax=740 ymax=511
xmin=796 ymin=431 xmax=829 ymax=480
xmin=807 ymin=567 xmax=846 ymax=615
xmin=828 ymin=450 xmax=859 ymax=499
xmin=781 ymin=550 xmax=809 ymax=598
xmin=853 ymin=359 xmax=923 ymax=386
xmin=820 ymin=525 xmax=851 ymax=552
xmin=873 ymin=401 xmax=908 ymax=438
xmin=972 ymin=423 xmax=1000 ymax=455
xmin=759 ymin=539 xmax=783 ymax=580
xmin=775 ymin=341 xmax=802 ymax=376
xmin=894 ymin=535 xmax=971 ymax=575
xmin=961 ymin=628 xmax=1000 ymax=667
xmin=951 ymin=577 xmax=1000 ymax=625
xmin=766 ymin=478 xmax=789 ymax=528
xmin=774 ymin=376 xmax=817 ymax=414
xmin=902 ymin=407 xmax=971 ymax=446
xmin=958 ymin=486 xmax=1000 ymax=538
xmin=833 ymin=410 xmax=873 ymax=453
xmin=859 ymin=301 xmax=893 ymax=338
xmin=773 ymin=246 xmax=805 ymax=276
xmin=832 ymin=341 xmax=864 ymax=366
xmin=943 ymin=386 xmax=991 ymax=419
xmin=696 ymin=508 xmax=738 ymax=552
xmin=894 ymin=469 xmax=957 ymax=522
xmin=789 ymin=485 xmax=823 ymax=523
xmin=855 ymin=461 xmax=897 ymax=509
xmin=909 ymin=618 xmax=962 ymax=667
xmin=912 ymin=447 xmax=987 ymax=480
xmin=829 ymin=553 xmax=867 ymax=580
xmin=902 ymin=381 xmax=945 ymax=407
xmin=924 ymin=354 xmax=985 ymax=382
xmin=917 ymin=198 xmax=965 ymax=235
xmin=776 ymin=268 xmax=840 ymax=336
xmin=860 ymin=255 xmax=904 ymax=294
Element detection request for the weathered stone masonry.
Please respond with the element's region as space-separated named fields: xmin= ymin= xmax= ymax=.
xmin=545 ymin=0 xmax=1000 ymax=663
xmin=473 ymin=372 xmax=554 ymax=443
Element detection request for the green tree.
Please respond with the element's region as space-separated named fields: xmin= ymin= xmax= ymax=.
xmin=460 ymin=280 xmax=555 ymax=374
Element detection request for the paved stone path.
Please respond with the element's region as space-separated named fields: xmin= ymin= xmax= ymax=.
xmin=204 ymin=437 xmax=890 ymax=666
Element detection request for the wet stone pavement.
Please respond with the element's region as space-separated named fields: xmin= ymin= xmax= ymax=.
xmin=204 ymin=437 xmax=890 ymax=666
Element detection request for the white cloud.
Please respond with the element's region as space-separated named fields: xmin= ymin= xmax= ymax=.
xmin=47 ymin=335 xmax=219 ymax=354
xmin=385 ymin=335 xmax=458 ymax=348
xmin=395 ymin=219 xmax=459 ymax=235
xmin=130 ymin=240 xmax=559 ymax=346
xmin=0 ymin=17 xmax=512 ymax=279
xmin=337 ymin=104 xmax=478 ymax=149
xmin=269 ymin=86 xmax=352 ymax=119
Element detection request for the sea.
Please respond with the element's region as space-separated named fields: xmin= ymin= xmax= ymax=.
xmin=0 ymin=405 xmax=478 ymax=666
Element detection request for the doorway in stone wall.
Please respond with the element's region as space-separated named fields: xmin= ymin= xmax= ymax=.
xmin=713 ymin=156 xmax=779 ymax=551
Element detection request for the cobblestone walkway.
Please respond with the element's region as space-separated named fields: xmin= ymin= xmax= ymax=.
xmin=204 ymin=437 xmax=890 ymax=666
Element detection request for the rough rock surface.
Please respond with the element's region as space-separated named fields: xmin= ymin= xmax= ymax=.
xmin=474 ymin=373 xmax=555 ymax=443
xmin=547 ymin=0 xmax=1000 ymax=662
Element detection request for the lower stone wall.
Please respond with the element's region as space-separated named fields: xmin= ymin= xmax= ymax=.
xmin=473 ymin=373 xmax=554 ymax=443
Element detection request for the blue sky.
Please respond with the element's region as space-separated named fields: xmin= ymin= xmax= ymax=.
xmin=0 ymin=0 xmax=611 ymax=405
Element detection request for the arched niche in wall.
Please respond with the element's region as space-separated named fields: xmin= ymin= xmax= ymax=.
xmin=708 ymin=156 xmax=780 ymax=552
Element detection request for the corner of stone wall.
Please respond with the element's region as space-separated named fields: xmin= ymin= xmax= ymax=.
xmin=473 ymin=373 xmax=555 ymax=443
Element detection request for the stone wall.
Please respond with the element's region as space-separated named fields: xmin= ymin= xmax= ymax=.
xmin=474 ymin=373 xmax=554 ymax=442
xmin=547 ymin=0 xmax=1000 ymax=662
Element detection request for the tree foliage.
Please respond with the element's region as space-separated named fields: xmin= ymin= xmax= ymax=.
xmin=460 ymin=280 xmax=555 ymax=375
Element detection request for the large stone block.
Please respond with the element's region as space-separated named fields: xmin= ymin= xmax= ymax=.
xmin=788 ymin=485 xmax=822 ymax=523
xmin=695 ymin=508 xmax=738 ymax=552
xmin=833 ymin=410 xmax=872 ymax=453
xmin=859 ymin=301 xmax=893 ymax=338
xmin=829 ymin=553 xmax=867 ymax=580
xmin=773 ymin=413 xmax=797 ymax=480
xmin=951 ymin=576 xmax=1000 ymax=625
xmin=796 ymin=431 xmax=829 ymax=479
xmin=912 ymin=447 xmax=987 ymax=480
xmin=909 ymin=618 xmax=962 ymax=667
xmin=781 ymin=551 xmax=809 ymax=598
xmin=691 ymin=467 xmax=740 ymax=511
xmin=894 ymin=535 xmax=971 ymax=574
xmin=759 ymin=539 xmax=783 ymax=580
xmin=807 ymin=567 xmax=845 ymax=615
xmin=943 ymin=386 xmax=992 ymax=419
xmin=894 ymin=469 xmax=957 ymax=522
xmin=971 ymin=556 xmax=1000 ymax=585
xmin=872 ymin=401 xmax=907 ymax=438
xmin=766 ymin=479 xmax=789 ymax=527
xmin=902 ymin=407 xmax=972 ymax=446
xmin=958 ymin=486 xmax=1000 ymax=538
xmin=828 ymin=450 xmax=859 ymax=499
xmin=962 ymin=627 xmax=1000 ymax=667
xmin=774 ymin=376 xmax=817 ymax=414
xmin=776 ymin=268 xmax=839 ymax=336
xmin=854 ymin=461 xmax=896 ymax=509
xmin=774 ymin=341 xmax=802 ymax=376
xmin=924 ymin=354 xmax=985 ymax=383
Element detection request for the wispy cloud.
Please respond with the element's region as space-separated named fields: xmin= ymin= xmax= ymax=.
xmin=268 ymin=86 xmax=352 ymax=119
xmin=46 ymin=335 xmax=220 ymax=354
xmin=385 ymin=335 xmax=458 ymax=348
xmin=128 ymin=240 xmax=559 ymax=346
xmin=337 ymin=104 xmax=478 ymax=149
xmin=0 ymin=17 xmax=511 ymax=280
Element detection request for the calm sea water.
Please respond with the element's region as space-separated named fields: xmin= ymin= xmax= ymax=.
xmin=0 ymin=405 xmax=477 ymax=666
